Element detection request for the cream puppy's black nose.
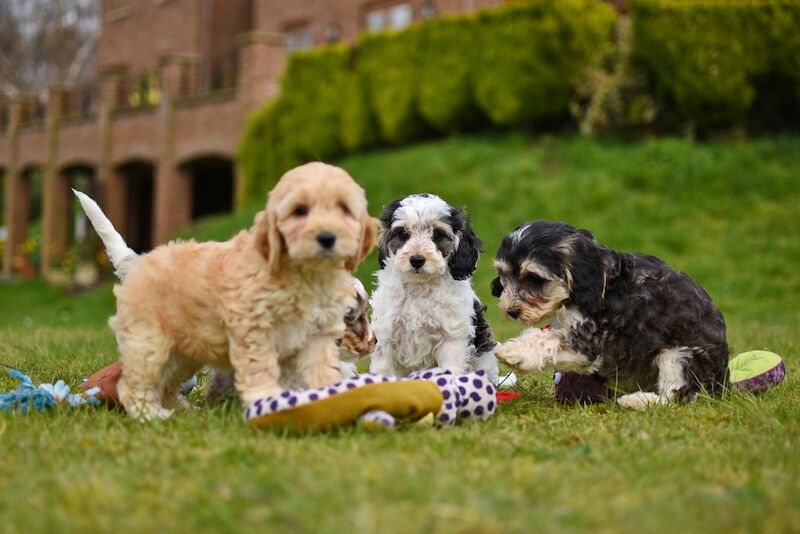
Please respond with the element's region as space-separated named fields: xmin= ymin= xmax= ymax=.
xmin=409 ymin=255 xmax=426 ymax=269
xmin=316 ymin=232 xmax=336 ymax=250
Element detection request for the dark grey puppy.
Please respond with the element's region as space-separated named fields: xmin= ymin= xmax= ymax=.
xmin=491 ymin=220 xmax=728 ymax=409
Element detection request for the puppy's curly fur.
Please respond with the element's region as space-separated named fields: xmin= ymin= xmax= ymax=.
xmin=76 ymin=162 xmax=377 ymax=420
xmin=207 ymin=277 xmax=376 ymax=401
xmin=491 ymin=221 xmax=729 ymax=409
xmin=369 ymin=194 xmax=499 ymax=383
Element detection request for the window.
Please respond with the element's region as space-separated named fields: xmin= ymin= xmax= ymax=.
xmin=365 ymin=10 xmax=385 ymax=31
xmin=285 ymin=23 xmax=313 ymax=52
xmin=388 ymin=4 xmax=412 ymax=29
xmin=421 ymin=1 xmax=437 ymax=19
xmin=325 ymin=23 xmax=342 ymax=43
xmin=365 ymin=2 xmax=412 ymax=31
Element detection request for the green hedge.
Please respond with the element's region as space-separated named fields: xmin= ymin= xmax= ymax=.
xmin=238 ymin=0 xmax=617 ymax=201
xmin=473 ymin=0 xmax=616 ymax=126
xmin=631 ymin=0 xmax=800 ymax=127
xmin=358 ymin=29 xmax=429 ymax=144
xmin=416 ymin=16 xmax=482 ymax=132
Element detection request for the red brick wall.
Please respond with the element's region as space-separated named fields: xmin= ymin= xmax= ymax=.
xmin=55 ymin=120 xmax=102 ymax=170
xmin=15 ymin=128 xmax=48 ymax=171
xmin=99 ymin=0 xmax=203 ymax=73
xmin=4 ymin=0 xmax=520 ymax=275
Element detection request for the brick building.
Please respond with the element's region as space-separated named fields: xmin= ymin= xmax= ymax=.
xmin=0 ymin=0 xmax=508 ymax=277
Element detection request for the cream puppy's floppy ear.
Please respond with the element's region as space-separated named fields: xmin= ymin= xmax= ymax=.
xmin=346 ymin=215 xmax=379 ymax=272
xmin=253 ymin=207 xmax=283 ymax=274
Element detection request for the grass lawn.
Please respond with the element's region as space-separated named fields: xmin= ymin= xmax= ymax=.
xmin=1 ymin=134 xmax=799 ymax=533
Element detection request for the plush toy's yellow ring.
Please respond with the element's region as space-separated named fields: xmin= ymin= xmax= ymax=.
xmin=247 ymin=380 xmax=444 ymax=433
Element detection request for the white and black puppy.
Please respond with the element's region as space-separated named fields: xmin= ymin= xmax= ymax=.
xmin=492 ymin=221 xmax=729 ymax=409
xmin=369 ymin=194 xmax=500 ymax=384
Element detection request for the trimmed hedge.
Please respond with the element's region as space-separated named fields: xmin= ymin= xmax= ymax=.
xmin=631 ymin=0 xmax=800 ymax=127
xmin=473 ymin=0 xmax=617 ymax=126
xmin=358 ymin=29 xmax=429 ymax=144
xmin=238 ymin=0 xmax=616 ymax=201
xmin=416 ymin=16 xmax=482 ymax=132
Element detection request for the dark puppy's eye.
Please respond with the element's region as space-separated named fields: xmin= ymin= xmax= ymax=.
xmin=524 ymin=273 xmax=547 ymax=288
xmin=393 ymin=227 xmax=410 ymax=241
xmin=293 ymin=205 xmax=309 ymax=217
xmin=491 ymin=277 xmax=504 ymax=297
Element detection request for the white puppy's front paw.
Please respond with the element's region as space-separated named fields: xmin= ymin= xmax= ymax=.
xmin=616 ymin=391 xmax=661 ymax=410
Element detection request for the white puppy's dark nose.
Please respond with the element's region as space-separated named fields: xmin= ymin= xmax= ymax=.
xmin=316 ymin=232 xmax=336 ymax=250
xmin=409 ymin=255 xmax=426 ymax=270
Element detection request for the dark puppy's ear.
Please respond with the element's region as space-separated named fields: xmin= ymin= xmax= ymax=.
xmin=567 ymin=234 xmax=608 ymax=316
xmin=490 ymin=276 xmax=503 ymax=298
xmin=377 ymin=199 xmax=402 ymax=268
xmin=577 ymin=228 xmax=596 ymax=242
xmin=448 ymin=209 xmax=483 ymax=281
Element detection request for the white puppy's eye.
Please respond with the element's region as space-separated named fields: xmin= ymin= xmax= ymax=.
xmin=432 ymin=229 xmax=447 ymax=242
xmin=393 ymin=227 xmax=409 ymax=241
xmin=292 ymin=205 xmax=309 ymax=217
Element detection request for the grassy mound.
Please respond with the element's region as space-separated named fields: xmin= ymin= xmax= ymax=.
xmin=1 ymin=134 xmax=799 ymax=532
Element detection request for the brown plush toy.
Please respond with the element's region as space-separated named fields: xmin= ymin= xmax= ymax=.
xmin=81 ymin=361 xmax=124 ymax=406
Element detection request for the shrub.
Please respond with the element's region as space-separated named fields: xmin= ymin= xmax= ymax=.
xmin=631 ymin=0 xmax=800 ymax=128
xmin=570 ymin=18 xmax=657 ymax=135
xmin=272 ymin=45 xmax=350 ymax=161
xmin=357 ymin=29 xmax=428 ymax=144
xmin=340 ymin=68 xmax=379 ymax=152
xmin=416 ymin=16 xmax=483 ymax=133
xmin=472 ymin=0 xmax=617 ymax=126
xmin=238 ymin=0 xmax=617 ymax=202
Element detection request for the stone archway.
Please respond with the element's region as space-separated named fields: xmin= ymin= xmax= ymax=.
xmin=43 ymin=163 xmax=98 ymax=272
xmin=5 ymin=165 xmax=44 ymax=276
xmin=114 ymin=160 xmax=156 ymax=253
xmin=178 ymin=155 xmax=235 ymax=220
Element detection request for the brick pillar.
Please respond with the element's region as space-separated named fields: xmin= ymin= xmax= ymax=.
xmin=41 ymin=87 xmax=70 ymax=274
xmin=234 ymin=31 xmax=286 ymax=209
xmin=152 ymin=59 xmax=192 ymax=245
xmin=96 ymin=68 xmax=127 ymax=231
xmin=2 ymin=100 xmax=22 ymax=276
xmin=237 ymin=31 xmax=286 ymax=111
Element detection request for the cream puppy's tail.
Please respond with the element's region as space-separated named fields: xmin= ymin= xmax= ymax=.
xmin=72 ymin=189 xmax=138 ymax=280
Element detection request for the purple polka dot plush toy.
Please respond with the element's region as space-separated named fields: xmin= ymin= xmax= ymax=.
xmin=246 ymin=368 xmax=497 ymax=433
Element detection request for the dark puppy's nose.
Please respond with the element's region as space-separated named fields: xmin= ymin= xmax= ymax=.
xmin=316 ymin=232 xmax=337 ymax=250
xmin=409 ymin=255 xmax=426 ymax=270
xmin=507 ymin=308 xmax=521 ymax=319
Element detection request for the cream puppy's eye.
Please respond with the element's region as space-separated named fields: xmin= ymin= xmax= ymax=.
xmin=338 ymin=201 xmax=352 ymax=216
xmin=292 ymin=205 xmax=309 ymax=217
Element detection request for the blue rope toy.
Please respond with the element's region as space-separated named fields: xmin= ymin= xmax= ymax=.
xmin=0 ymin=369 xmax=103 ymax=413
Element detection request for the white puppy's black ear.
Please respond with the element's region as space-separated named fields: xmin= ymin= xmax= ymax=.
xmin=377 ymin=199 xmax=402 ymax=268
xmin=448 ymin=209 xmax=483 ymax=281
